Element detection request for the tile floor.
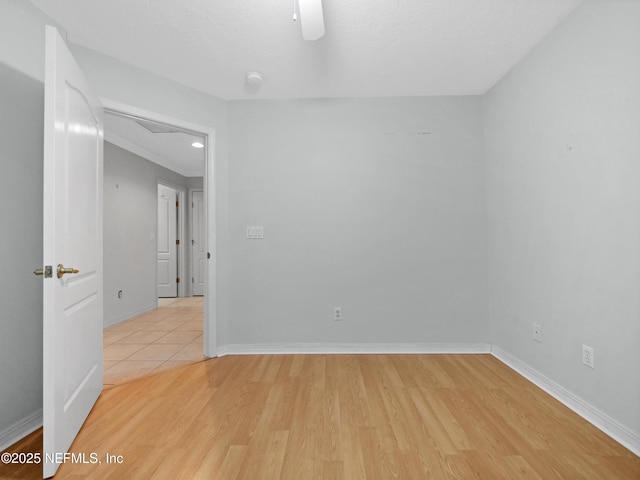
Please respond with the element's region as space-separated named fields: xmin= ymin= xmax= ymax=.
xmin=103 ymin=297 xmax=205 ymax=386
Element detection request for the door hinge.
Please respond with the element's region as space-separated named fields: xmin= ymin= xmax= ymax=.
xmin=176 ymin=277 xmax=180 ymax=284
xmin=176 ymin=239 xmax=180 ymax=245
xmin=191 ymin=239 xmax=195 ymax=245
xmin=192 ymin=277 xmax=195 ymax=283
xmin=176 ymin=201 xmax=180 ymax=207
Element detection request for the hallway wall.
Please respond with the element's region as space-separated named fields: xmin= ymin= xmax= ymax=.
xmin=104 ymin=141 xmax=196 ymax=327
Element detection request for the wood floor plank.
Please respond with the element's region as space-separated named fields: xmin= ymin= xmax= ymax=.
xmin=463 ymin=450 xmax=515 ymax=480
xmin=229 ymin=381 xmax=272 ymax=445
xmin=336 ymin=355 xmax=372 ymax=427
xmin=323 ymin=389 xmax=342 ymax=461
xmin=407 ymin=387 xmax=463 ymax=455
xmin=358 ymin=426 xmax=392 ymax=480
xmin=260 ymin=430 xmax=289 ymax=480
xmin=339 ymin=425 xmax=368 ymax=480
xmin=520 ymin=449 xmax=590 ymax=480
xmin=2 ymin=354 xmax=639 ymax=480
xmin=273 ymin=355 xmax=294 ymax=384
xmin=501 ymin=455 xmax=545 ymax=479
xmin=419 ymin=355 xmax=457 ymax=388
xmin=288 ymin=354 xmax=305 ymax=377
xmin=437 ymin=387 xmax=513 ymax=454
xmin=211 ymin=445 xmax=247 ymax=480
xmin=464 ymin=387 xmax=535 ymax=454
xmin=278 ymin=380 xmax=318 ymax=479
xmin=444 ymin=454 xmax=483 ymax=480
xmin=322 ymin=460 xmax=344 ymax=480
xmin=365 ymin=377 xmax=415 ymax=453
xmin=484 ymin=386 xmax=554 ymax=450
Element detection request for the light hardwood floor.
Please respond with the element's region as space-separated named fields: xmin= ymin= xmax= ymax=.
xmin=2 ymin=354 xmax=638 ymax=479
xmin=103 ymin=297 xmax=205 ymax=386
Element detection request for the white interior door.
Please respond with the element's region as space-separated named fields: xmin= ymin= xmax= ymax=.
xmin=42 ymin=26 xmax=104 ymax=479
xmin=191 ymin=190 xmax=205 ymax=296
xmin=157 ymin=184 xmax=178 ymax=297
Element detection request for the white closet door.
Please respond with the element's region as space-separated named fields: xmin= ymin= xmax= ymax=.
xmin=191 ymin=190 xmax=205 ymax=296
xmin=157 ymin=184 xmax=178 ymax=298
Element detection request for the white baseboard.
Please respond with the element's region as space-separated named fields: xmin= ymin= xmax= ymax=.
xmin=216 ymin=342 xmax=491 ymax=356
xmin=0 ymin=410 xmax=42 ymax=452
xmin=491 ymin=345 xmax=640 ymax=457
xmin=103 ymin=302 xmax=157 ymax=329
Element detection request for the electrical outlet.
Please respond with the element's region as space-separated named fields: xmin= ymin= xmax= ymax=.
xmin=582 ymin=344 xmax=594 ymax=368
xmin=533 ymin=323 xmax=542 ymax=342
xmin=334 ymin=307 xmax=342 ymax=321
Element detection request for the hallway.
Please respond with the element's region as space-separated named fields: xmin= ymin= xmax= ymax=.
xmin=102 ymin=297 xmax=205 ymax=386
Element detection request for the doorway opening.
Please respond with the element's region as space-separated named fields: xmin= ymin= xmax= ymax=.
xmin=100 ymin=100 xmax=216 ymax=385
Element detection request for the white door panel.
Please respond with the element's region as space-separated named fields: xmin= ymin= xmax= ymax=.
xmin=191 ymin=190 xmax=205 ymax=296
xmin=157 ymin=185 xmax=177 ymax=297
xmin=43 ymin=26 xmax=103 ymax=479
xmin=157 ymin=260 xmax=170 ymax=283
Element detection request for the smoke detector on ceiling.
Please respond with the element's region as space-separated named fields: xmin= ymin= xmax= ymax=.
xmin=246 ymin=72 xmax=263 ymax=87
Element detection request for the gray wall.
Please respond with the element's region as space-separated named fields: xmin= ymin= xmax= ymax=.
xmin=484 ymin=0 xmax=640 ymax=436
xmin=0 ymin=0 xmax=63 ymax=446
xmin=0 ymin=62 xmax=44 ymax=443
xmin=0 ymin=0 xmax=62 ymax=82
xmin=104 ymin=142 xmax=199 ymax=327
xmin=227 ymin=97 xmax=488 ymax=345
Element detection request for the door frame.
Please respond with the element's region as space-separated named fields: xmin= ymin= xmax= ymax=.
xmin=102 ymin=99 xmax=217 ymax=358
xmin=157 ymin=181 xmax=186 ymax=299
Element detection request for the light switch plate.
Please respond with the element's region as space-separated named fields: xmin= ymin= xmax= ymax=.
xmin=246 ymin=226 xmax=264 ymax=239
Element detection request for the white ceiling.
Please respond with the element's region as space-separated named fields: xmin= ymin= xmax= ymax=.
xmin=31 ymin=0 xmax=583 ymax=175
xmin=104 ymin=112 xmax=205 ymax=177
xmin=29 ymin=0 xmax=584 ymax=100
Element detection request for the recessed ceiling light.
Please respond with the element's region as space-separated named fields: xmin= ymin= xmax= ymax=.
xmin=192 ymin=142 xmax=204 ymax=148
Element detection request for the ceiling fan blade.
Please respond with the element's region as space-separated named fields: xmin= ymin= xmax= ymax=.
xmin=299 ymin=0 xmax=325 ymax=41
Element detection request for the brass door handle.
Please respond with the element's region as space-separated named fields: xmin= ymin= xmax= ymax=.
xmin=57 ymin=264 xmax=79 ymax=279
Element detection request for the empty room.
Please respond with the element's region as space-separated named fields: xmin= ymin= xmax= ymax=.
xmin=0 ymin=0 xmax=638 ymax=479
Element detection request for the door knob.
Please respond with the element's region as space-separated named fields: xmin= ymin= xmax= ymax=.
xmin=57 ymin=264 xmax=79 ymax=279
